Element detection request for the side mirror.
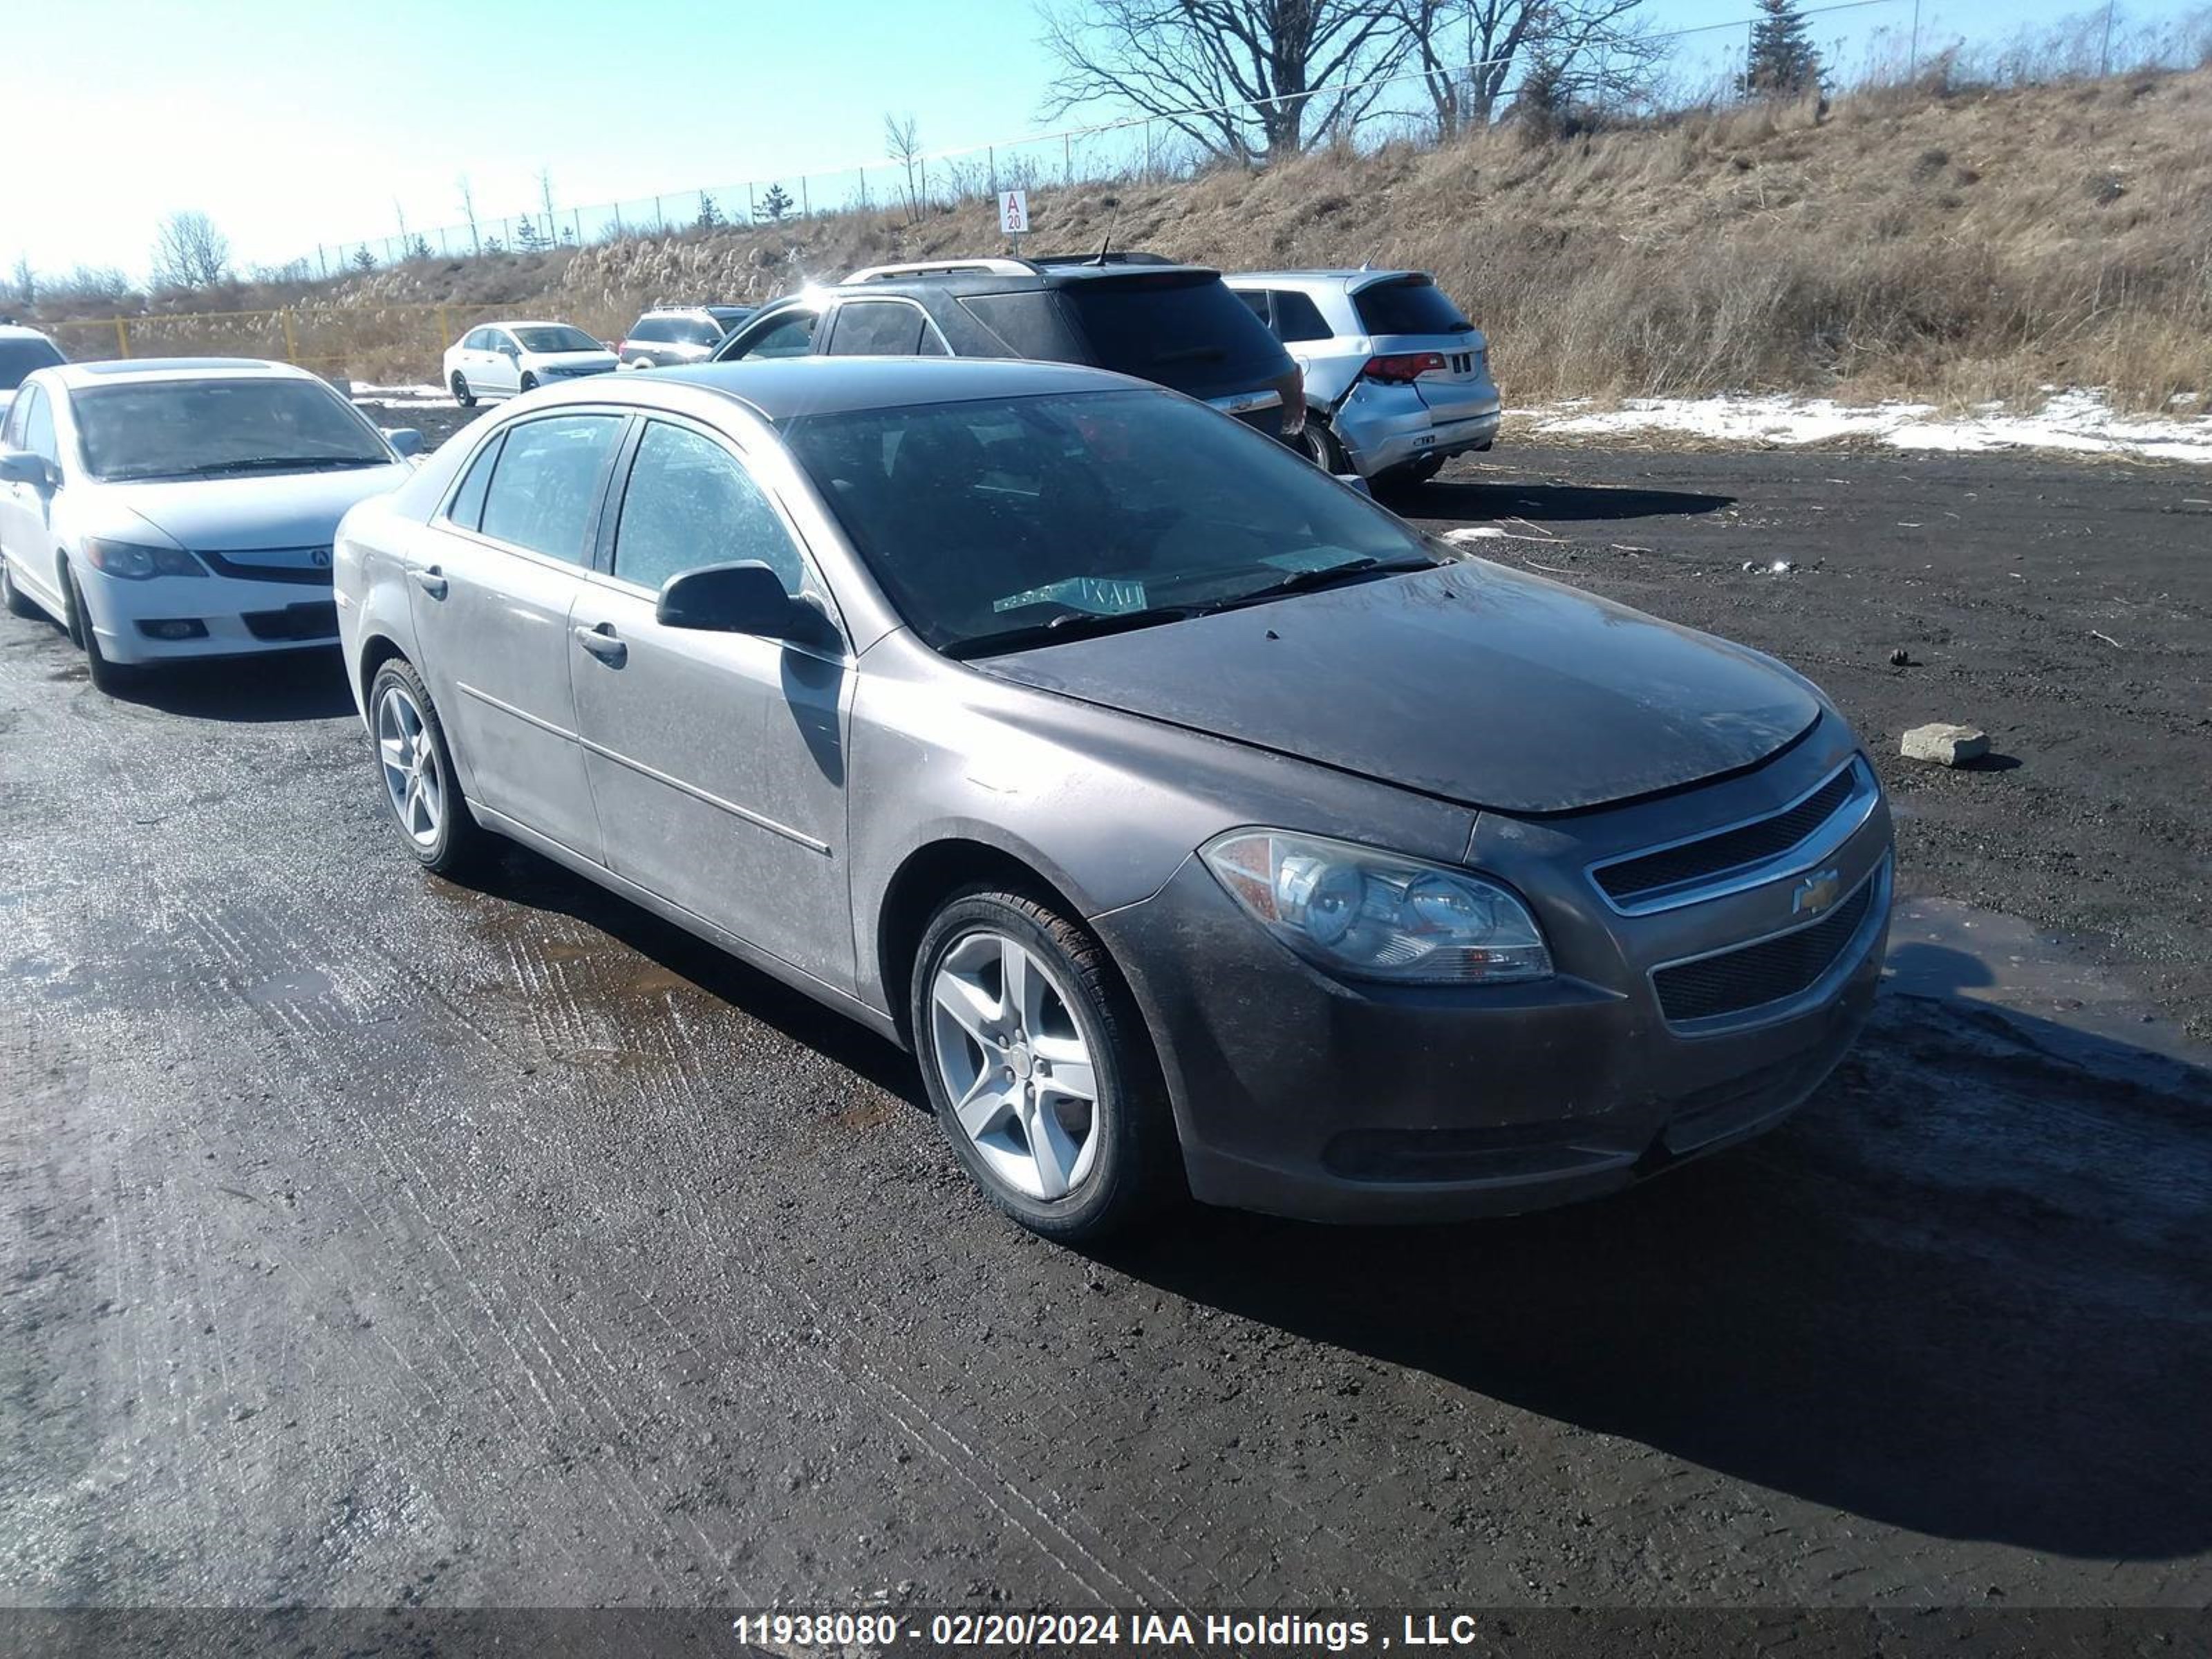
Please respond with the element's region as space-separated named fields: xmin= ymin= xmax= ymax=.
xmin=500 ymin=344 xmax=521 ymax=359
xmin=0 ymin=449 xmax=53 ymax=489
xmin=383 ymin=427 xmax=424 ymax=458
xmin=657 ymin=561 xmax=825 ymax=643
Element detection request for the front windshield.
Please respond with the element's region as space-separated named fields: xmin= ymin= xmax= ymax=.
xmin=783 ymin=388 xmax=1438 ymax=655
xmin=514 ymin=326 xmax=601 ymax=354
xmin=74 ymin=379 xmax=393 ymax=482
xmin=0 ymin=338 xmax=65 ymax=391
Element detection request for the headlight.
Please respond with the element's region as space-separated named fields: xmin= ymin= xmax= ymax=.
xmin=82 ymin=538 xmax=207 ymax=580
xmin=1201 ymin=829 xmax=1552 ymax=984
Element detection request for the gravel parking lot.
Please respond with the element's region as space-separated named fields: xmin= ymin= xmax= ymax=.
xmin=3 ymin=432 xmax=2206 ymax=1609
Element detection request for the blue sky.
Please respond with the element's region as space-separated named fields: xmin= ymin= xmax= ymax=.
xmin=4 ymin=0 xmax=2189 ymax=281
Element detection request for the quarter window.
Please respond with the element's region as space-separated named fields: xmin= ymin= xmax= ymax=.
xmin=478 ymin=414 xmax=626 ymax=564
xmin=22 ymin=388 xmax=57 ymax=465
xmin=445 ymin=432 xmax=503 ymax=531
xmin=613 ymin=421 xmax=810 ymax=599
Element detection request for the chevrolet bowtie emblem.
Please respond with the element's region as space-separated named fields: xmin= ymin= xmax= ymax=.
xmin=1792 ymin=868 xmax=1843 ymax=917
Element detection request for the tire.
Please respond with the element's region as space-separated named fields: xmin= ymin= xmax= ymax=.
xmin=1295 ymin=413 xmax=1349 ymax=474
xmin=66 ymin=567 xmax=139 ymax=694
xmin=1 ymin=556 xmax=37 ymax=619
xmin=910 ymin=886 xmax=1177 ymax=1243
xmin=518 ymin=372 xmax=538 ymax=393
xmin=368 ymin=657 xmax=485 ymax=877
xmin=451 ymin=372 xmax=476 ymax=408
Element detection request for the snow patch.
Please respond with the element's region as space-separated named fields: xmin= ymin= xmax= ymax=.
xmin=1523 ymin=388 xmax=2210 ymax=465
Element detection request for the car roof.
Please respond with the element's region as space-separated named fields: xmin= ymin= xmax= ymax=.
xmin=478 ymin=319 xmax=573 ymax=332
xmin=537 ymin=355 xmax=1145 ymax=422
xmin=0 ymin=323 xmax=58 ymax=341
xmin=50 ymin=357 xmax=321 ymax=389
xmin=833 ymin=259 xmax=1221 ymax=297
xmin=1228 ymin=268 xmax=1420 ymax=290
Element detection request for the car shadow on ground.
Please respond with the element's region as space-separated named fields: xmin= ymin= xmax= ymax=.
xmin=445 ymin=839 xmax=927 ymax=1108
xmin=1097 ymin=982 xmax=2212 ymax=1564
xmin=1404 ymin=478 xmax=1734 ymax=524
xmin=105 ymin=646 xmax=359 ymax=722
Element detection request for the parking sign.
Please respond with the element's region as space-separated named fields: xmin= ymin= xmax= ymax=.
xmin=998 ymin=189 xmax=1029 ymax=236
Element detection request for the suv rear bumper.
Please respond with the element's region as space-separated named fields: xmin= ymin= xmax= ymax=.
xmin=1335 ymin=381 xmax=1503 ymax=477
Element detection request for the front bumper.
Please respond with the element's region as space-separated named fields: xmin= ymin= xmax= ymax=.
xmin=1091 ymin=756 xmax=1893 ymax=1224
xmin=1334 ymin=379 xmax=1503 ymax=478
xmin=79 ymin=567 xmax=339 ymax=666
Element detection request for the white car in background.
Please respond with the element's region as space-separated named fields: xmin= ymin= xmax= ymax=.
xmin=0 ymin=322 xmax=66 ymax=423
xmin=443 ymin=321 xmax=617 ymax=406
xmin=0 ymin=357 xmax=422 ymax=692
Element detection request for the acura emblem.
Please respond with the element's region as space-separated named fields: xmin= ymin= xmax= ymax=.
xmin=1792 ymin=868 xmax=1843 ymax=917
xmin=310 ymin=547 xmax=332 ymax=568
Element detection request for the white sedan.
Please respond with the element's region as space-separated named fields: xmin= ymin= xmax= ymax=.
xmin=0 ymin=357 xmax=422 ymax=692
xmin=442 ymin=321 xmax=617 ymax=406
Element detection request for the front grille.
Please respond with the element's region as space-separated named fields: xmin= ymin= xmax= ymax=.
xmin=1597 ymin=763 xmax=1861 ymax=904
xmin=199 ymin=548 xmax=334 ymax=586
xmin=241 ymin=601 xmax=339 ymax=641
xmin=1652 ymin=877 xmax=1875 ymax=1024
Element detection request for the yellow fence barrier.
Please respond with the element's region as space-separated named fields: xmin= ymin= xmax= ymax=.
xmin=42 ymin=303 xmax=615 ymax=386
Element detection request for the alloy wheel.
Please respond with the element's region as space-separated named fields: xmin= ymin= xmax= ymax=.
xmin=929 ymin=929 xmax=1100 ymax=1201
xmin=375 ymin=682 xmax=445 ymax=849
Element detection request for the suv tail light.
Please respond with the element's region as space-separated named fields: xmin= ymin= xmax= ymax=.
xmin=1362 ymin=352 xmax=1445 ymax=384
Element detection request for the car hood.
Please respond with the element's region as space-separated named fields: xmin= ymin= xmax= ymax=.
xmin=974 ymin=560 xmax=1824 ymax=814
xmin=530 ymin=350 xmax=617 ymax=371
xmin=106 ymin=465 xmax=414 ymax=552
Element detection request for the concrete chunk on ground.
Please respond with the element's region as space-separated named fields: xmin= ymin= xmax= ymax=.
xmin=1901 ymin=722 xmax=1991 ymax=765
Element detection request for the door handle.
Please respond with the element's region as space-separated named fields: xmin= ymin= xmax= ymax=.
xmin=574 ymin=622 xmax=626 ymax=666
xmin=411 ymin=565 xmax=449 ymax=599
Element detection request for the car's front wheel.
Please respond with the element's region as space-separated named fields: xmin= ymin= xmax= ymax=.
xmin=66 ymin=567 xmax=138 ymax=694
xmin=911 ymin=887 xmax=1175 ymax=1242
xmin=451 ymin=371 xmax=476 ymax=408
xmin=518 ymin=372 xmax=538 ymax=393
xmin=369 ymin=657 xmax=483 ymax=877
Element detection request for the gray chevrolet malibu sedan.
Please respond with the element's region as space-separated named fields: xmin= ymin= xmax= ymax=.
xmin=334 ymin=358 xmax=1892 ymax=1241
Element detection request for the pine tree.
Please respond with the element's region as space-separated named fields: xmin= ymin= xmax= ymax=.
xmin=695 ymin=192 xmax=724 ymax=230
xmin=350 ymin=245 xmax=377 ymax=272
xmin=760 ymin=183 xmax=794 ymax=223
xmin=1744 ymin=0 xmax=1821 ymax=97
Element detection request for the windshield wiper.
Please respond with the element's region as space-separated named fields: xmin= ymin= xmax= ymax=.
xmin=1200 ymin=556 xmax=1435 ymax=612
xmin=942 ymin=605 xmax=1199 ymax=659
xmin=171 ymin=456 xmax=387 ymax=477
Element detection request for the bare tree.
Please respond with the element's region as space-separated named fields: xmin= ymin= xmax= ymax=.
xmin=8 ymin=252 xmax=32 ymax=306
xmin=884 ymin=111 xmax=926 ymax=220
xmin=1390 ymin=0 xmax=1659 ymax=133
xmin=149 ymin=210 xmax=232 ymax=291
xmin=1038 ymin=0 xmax=1407 ymax=165
xmin=458 ymin=175 xmax=481 ymax=256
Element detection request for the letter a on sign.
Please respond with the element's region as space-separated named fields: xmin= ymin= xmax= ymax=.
xmin=999 ymin=190 xmax=1029 ymax=235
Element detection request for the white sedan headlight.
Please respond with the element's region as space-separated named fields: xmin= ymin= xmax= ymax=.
xmin=1201 ymin=829 xmax=1552 ymax=984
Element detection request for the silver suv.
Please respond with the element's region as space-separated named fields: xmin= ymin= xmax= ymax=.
xmin=1228 ymin=270 xmax=1501 ymax=485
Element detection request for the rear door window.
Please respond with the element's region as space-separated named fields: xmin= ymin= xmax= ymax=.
xmin=1271 ymin=290 xmax=1335 ymax=343
xmin=478 ymin=413 xmax=627 ymax=565
xmin=1352 ymin=276 xmax=1472 ymax=336
xmin=827 ymin=301 xmax=926 ymax=356
xmin=628 ymin=317 xmax=671 ymax=343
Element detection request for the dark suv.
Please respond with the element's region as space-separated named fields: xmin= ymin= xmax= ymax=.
xmin=709 ymin=256 xmax=1303 ymax=440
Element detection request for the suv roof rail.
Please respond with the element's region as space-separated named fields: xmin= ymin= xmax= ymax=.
xmin=842 ymin=257 xmax=1037 ymax=283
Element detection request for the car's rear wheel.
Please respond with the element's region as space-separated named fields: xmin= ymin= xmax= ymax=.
xmin=911 ymin=888 xmax=1175 ymax=1242
xmin=1 ymin=556 xmax=37 ymax=619
xmin=451 ymin=372 xmax=476 ymax=408
xmin=66 ymin=568 xmax=138 ymax=694
xmin=369 ymin=658 xmax=483 ymax=877
xmin=1295 ymin=413 xmax=1349 ymax=474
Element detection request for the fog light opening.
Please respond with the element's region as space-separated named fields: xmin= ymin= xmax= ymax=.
xmin=137 ymin=618 xmax=208 ymax=641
